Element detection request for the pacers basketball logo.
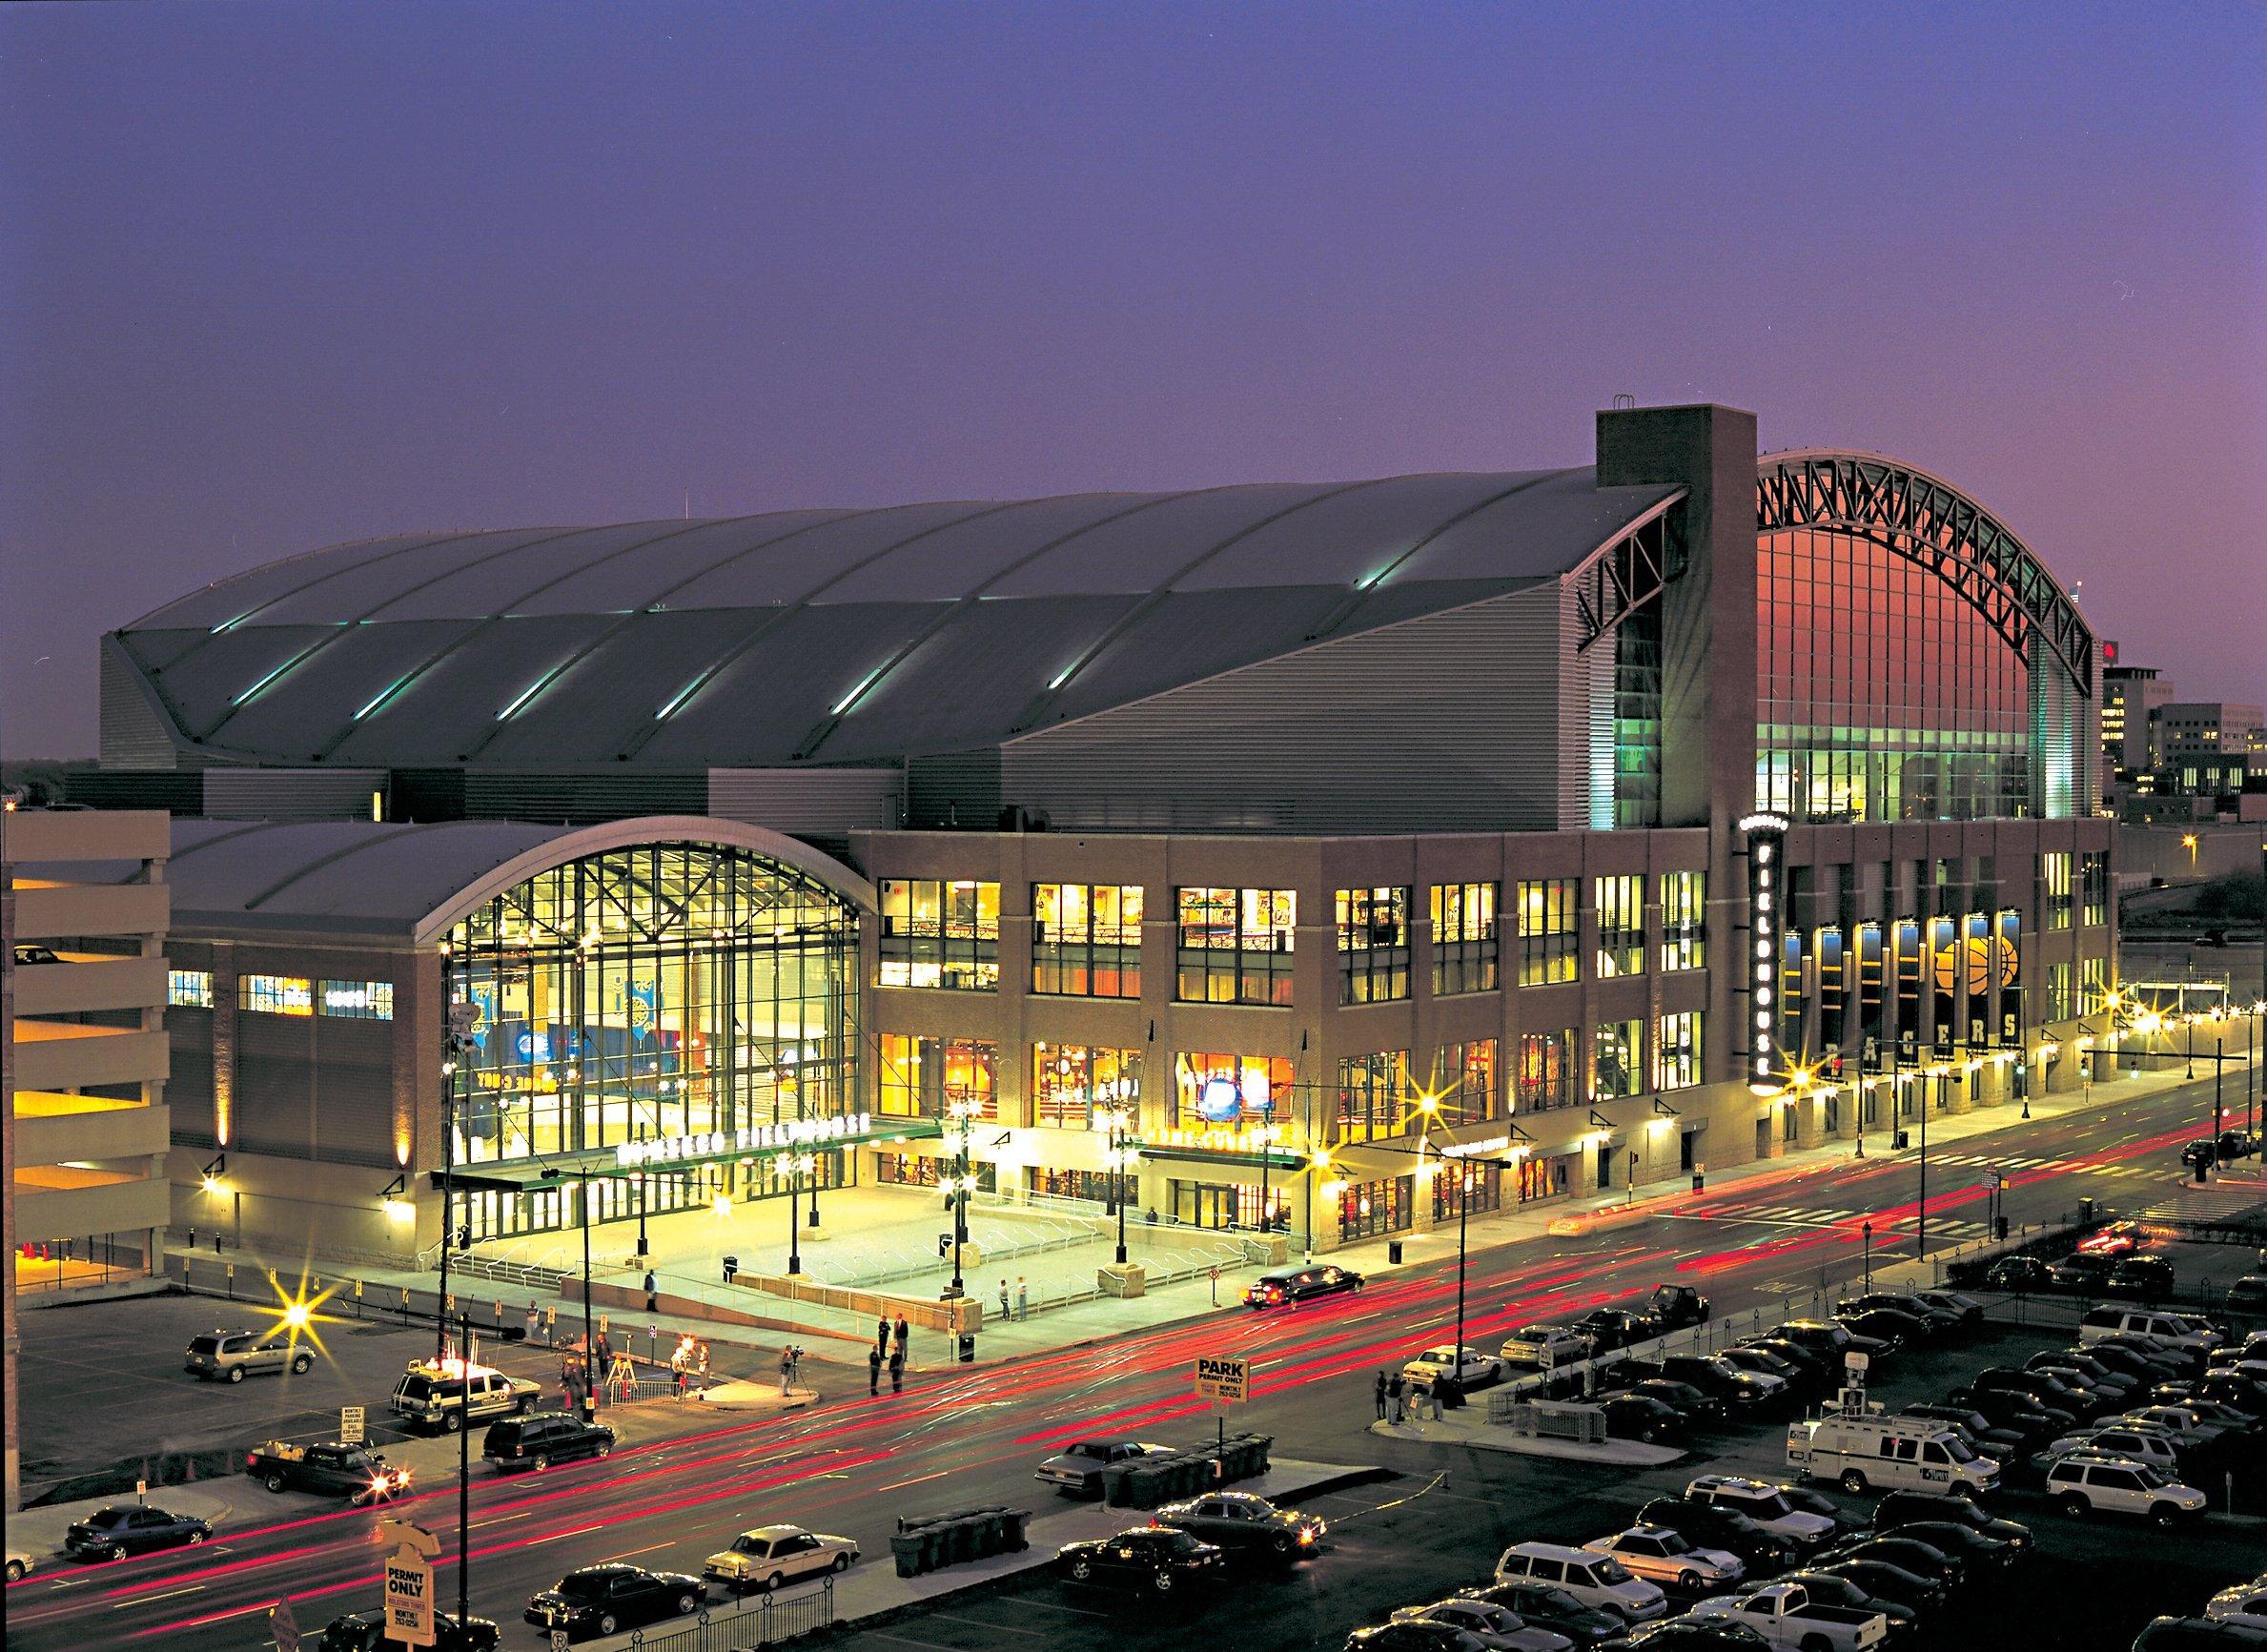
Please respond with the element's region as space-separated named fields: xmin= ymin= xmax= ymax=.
xmin=1933 ymin=933 xmax=2015 ymax=995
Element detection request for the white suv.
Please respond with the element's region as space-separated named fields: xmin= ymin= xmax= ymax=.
xmin=1496 ymin=1540 xmax=1667 ymax=1621
xmin=1683 ymin=1475 xmax=1839 ymax=1551
xmin=2043 ymin=1455 xmax=2206 ymax=1526
xmin=2078 ymin=1307 xmax=2223 ymax=1356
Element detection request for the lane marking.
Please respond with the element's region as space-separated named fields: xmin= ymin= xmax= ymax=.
xmin=860 ymin=1632 xmax=966 ymax=1650
xmin=113 ymin=1584 xmax=204 ymax=1608
xmin=878 ymin=1470 xmax=948 ymax=1493
xmin=933 ymin=1612 xmax=1043 ymax=1636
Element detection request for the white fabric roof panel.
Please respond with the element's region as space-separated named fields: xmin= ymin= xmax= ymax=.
xmin=110 ymin=469 xmax=1683 ymax=770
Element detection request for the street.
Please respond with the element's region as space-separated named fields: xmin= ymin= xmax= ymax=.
xmin=3 ymin=1071 xmax=2253 ymax=1652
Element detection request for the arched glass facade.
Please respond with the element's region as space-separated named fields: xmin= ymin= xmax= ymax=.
xmin=1757 ymin=526 xmax=2040 ymax=822
xmin=441 ymin=842 xmax=861 ymax=1239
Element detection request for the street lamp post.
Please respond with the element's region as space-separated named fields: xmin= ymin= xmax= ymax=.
xmin=456 ymin=1308 xmax=472 ymax=1626
xmin=437 ymin=1029 xmax=464 ymax=1363
xmin=1104 ymin=1106 xmax=1134 ymax=1266
xmin=786 ymin=1153 xmax=807 ymax=1276
xmin=1453 ymin=1161 xmax=1471 ymax=1367
xmin=944 ymin=1097 xmax=978 ymax=1298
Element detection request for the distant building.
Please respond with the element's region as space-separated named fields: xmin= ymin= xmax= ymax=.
xmin=3 ymin=807 xmax=173 ymax=1513
xmin=2099 ymin=658 xmax=2175 ymax=800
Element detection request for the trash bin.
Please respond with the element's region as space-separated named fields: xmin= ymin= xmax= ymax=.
xmin=957 ymin=1333 xmax=976 ymax=1363
xmin=721 ymin=1254 xmax=739 ymax=1284
xmin=2079 ymin=1197 xmax=2095 ymax=1225
xmin=1892 ymin=1131 xmax=1910 ymax=1150
xmin=1690 ymin=1172 xmax=1705 ymax=1193
xmin=1388 ymin=1240 xmax=1404 ymax=1265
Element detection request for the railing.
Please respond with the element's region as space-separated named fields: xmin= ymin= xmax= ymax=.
xmin=454 ymin=1251 xmax=571 ymax=1291
xmin=578 ymin=1577 xmax=833 ymax=1651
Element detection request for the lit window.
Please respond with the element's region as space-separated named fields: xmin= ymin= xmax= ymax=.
xmin=1031 ymin=884 xmax=1141 ymax=998
xmin=168 ymin=969 xmax=214 ymax=1010
xmin=318 ymin=980 xmax=395 ymax=1020
xmin=1174 ymin=887 xmax=1296 ymax=1006
xmin=1335 ymin=887 xmax=1409 ymax=1004
xmin=238 ymin=974 xmax=314 ymax=1016
xmin=878 ymin=879 xmax=999 ymax=990
xmin=1429 ymin=883 xmax=1499 ymax=995
xmin=1516 ymin=880 xmax=1577 ymax=986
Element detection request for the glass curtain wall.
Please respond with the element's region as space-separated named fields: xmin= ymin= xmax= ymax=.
xmin=443 ymin=842 xmax=861 ymax=1238
xmin=1756 ymin=527 xmax=2036 ymax=822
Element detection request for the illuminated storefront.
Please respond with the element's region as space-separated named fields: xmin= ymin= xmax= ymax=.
xmin=442 ymin=841 xmax=861 ymax=1241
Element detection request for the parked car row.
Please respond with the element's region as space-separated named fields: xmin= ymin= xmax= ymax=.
xmin=1052 ymin=1489 xmax=1329 ymax=1595
xmin=1833 ymin=1307 xmax=2267 ymax=1533
xmin=2130 ymin=1565 xmax=2267 ymax=1650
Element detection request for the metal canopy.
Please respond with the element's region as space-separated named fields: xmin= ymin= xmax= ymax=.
xmin=1756 ymin=451 xmax=2094 ymax=693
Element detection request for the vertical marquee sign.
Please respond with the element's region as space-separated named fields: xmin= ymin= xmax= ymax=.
xmin=1740 ymin=813 xmax=1792 ymax=1095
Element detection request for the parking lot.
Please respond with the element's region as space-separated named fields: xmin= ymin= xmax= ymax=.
xmin=831 ymin=1304 xmax=2267 ymax=1652
xmin=13 ymin=1286 xmax=599 ymax=1500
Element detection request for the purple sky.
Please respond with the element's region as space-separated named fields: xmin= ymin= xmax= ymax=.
xmin=4 ymin=1 xmax=2261 ymax=756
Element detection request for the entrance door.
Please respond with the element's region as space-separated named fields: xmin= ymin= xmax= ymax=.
xmin=1679 ymin=1130 xmax=1696 ymax=1173
xmin=1595 ymin=1143 xmax=1614 ymax=1190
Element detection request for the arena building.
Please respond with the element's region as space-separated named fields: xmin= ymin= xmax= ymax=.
xmin=68 ymin=403 xmax=2115 ymax=1265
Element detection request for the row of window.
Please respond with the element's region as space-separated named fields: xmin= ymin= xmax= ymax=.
xmin=2039 ymin=851 xmax=2112 ymax=929
xmin=879 ymin=875 xmax=1711 ymax=1005
xmin=872 ymin=1012 xmax=1705 ymax=1138
xmin=168 ymin=970 xmax=396 ymax=1021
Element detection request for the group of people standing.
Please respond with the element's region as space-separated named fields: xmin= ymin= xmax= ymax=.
xmin=1374 ymin=1367 xmax=1465 ymax=1424
xmin=868 ymin=1313 xmax=910 ymax=1395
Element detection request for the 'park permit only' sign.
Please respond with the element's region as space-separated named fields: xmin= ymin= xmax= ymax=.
xmin=1193 ymin=1355 xmax=1248 ymax=1404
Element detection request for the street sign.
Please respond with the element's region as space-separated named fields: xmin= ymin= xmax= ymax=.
xmin=384 ymin=1547 xmax=435 ymax=1648
xmin=1984 ymin=1168 xmax=2004 ymax=1190
xmin=1193 ymin=1355 xmax=1247 ymax=1404
xmin=271 ymin=1601 xmax=301 ymax=1652
xmin=339 ymin=1405 xmax=366 ymax=1445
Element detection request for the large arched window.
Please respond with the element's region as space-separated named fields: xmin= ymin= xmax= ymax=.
xmin=440 ymin=842 xmax=860 ymax=1235
xmin=1755 ymin=453 xmax=2093 ymax=823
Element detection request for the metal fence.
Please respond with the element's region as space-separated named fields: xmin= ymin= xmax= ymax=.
xmin=583 ymin=1579 xmax=833 ymax=1652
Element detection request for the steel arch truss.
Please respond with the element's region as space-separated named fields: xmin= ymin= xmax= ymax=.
xmin=1756 ymin=452 xmax=2093 ymax=693
xmin=1571 ymin=501 xmax=1688 ymax=653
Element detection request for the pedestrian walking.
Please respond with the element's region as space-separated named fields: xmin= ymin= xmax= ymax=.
xmin=888 ymin=1345 xmax=905 ymax=1393
xmin=997 ymin=1279 xmax=1011 ymax=1320
xmin=1014 ymin=1275 xmax=1028 ymax=1320
xmin=892 ymin=1314 xmax=909 ymax=1356
xmin=187 ymin=1227 xmax=195 ymax=1252
xmin=868 ymin=1345 xmax=883 ymax=1397
xmin=525 ymin=1301 xmax=540 ymax=1344
xmin=778 ymin=1345 xmax=793 ymax=1396
xmin=643 ymin=1268 xmax=658 ymax=1314
xmin=876 ymin=1314 xmax=890 ymax=1353
xmin=1144 ymin=1207 xmax=1157 ymax=1226
xmin=1373 ymin=1371 xmax=1388 ymax=1420
xmin=695 ymin=1339 xmax=710 ymax=1376
xmin=1386 ymin=1372 xmax=1406 ymax=1424
xmin=214 ymin=1234 xmax=224 ymax=1256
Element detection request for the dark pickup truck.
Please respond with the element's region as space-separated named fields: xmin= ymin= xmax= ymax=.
xmin=245 ymin=1440 xmax=410 ymax=1504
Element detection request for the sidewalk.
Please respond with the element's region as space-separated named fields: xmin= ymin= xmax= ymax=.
xmin=159 ymin=1048 xmax=2255 ymax=1378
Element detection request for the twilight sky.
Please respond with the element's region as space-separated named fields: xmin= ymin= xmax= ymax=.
xmin=3 ymin=1 xmax=2261 ymax=757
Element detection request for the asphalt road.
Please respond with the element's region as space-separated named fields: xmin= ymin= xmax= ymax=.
xmin=4 ymin=1073 xmax=2254 ymax=1652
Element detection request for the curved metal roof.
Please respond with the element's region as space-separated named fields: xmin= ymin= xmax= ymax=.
xmin=112 ymin=469 xmax=1683 ymax=770
xmin=40 ymin=816 xmax=874 ymax=942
